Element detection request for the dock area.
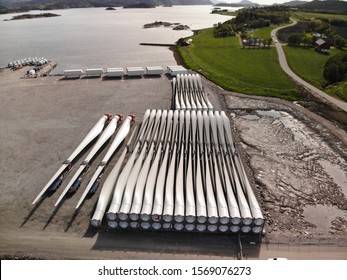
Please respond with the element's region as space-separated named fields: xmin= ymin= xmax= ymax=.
xmin=1 ymin=66 xmax=346 ymax=260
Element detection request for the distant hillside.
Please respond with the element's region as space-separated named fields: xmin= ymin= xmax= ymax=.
xmin=275 ymin=1 xmax=308 ymax=6
xmin=300 ymin=0 xmax=347 ymax=12
xmin=123 ymin=2 xmax=156 ymax=8
xmin=172 ymin=0 xmax=212 ymax=4
xmin=215 ymin=0 xmax=260 ymax=7
xmin=0 ymin=0 xmax=212 ymax=11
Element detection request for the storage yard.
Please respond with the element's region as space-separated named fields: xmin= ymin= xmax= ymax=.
xmin=0 ymin=67 xmax=346 ymax=259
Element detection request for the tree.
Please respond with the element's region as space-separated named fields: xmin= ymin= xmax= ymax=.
xmin=288 ymin=33 xmax=303 ymax=46
xmin=302 ymin=36 xmax=311 ymax=48
xmin=323 ymin=52 xmax=347 ymax=84
xmin=308 ymin=20 xmax=319 ymax=31
xmin=266 ymin=38 xmax=272 ymax=48
xmin=261 ymin=39 xmax=267 ymax=48
xmin=213 ymin=22 xmax=235 ymax=38
xmin=323 ymin=63 xmax=342 ymax=84
xmin=334 ymin=35 xmax=346 ymax=49
xmin=250 ymin=20 xmax=260 ymax=29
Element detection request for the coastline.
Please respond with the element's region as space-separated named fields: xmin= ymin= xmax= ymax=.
xmin=169 ymin=45 xmax=185 ymax=66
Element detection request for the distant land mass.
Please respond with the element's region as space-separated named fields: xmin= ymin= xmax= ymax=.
xmin=213 ymin=0 xmax=347 ymax=11
xmin=4 ymin=12 xmax=60 ymax=20
xmin=0 ymin=0 xmax=213 ymax=9
xmin=273 ymin=0 xmax=347 ymax=12
xmin=214 ymin=0 xmax=260 ymax=7
xmin=273 ymin=1 xmax=308 ymax=6
xmin=0 ymin=0 xmax=212 ymax=13
xmin=300 ymin=0 xmax=347 ymax=12
xmin=123 ymin=2 xmax=156 ymax=8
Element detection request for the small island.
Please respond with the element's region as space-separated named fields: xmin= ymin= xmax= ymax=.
xmin=144 ymin=21 xmax=189 ymax=31
xmin=105 ymin=7 xmax=116 ymax=11
xmin=5 ymin=13 xmax=60 ymax=21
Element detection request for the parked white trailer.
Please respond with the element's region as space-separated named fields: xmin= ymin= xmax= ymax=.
xmin=167 ymin=65 xmax=188 ymax=76
xmin=146 ymin=66 xmax=163 ymax=76
xmin=106 ymin=68 xmax=125 ymax=78
xmin=63 ymin=69 xmax=84 ymax=78
xmin=32 ymin=114 xmax=112 ymax=205
xmin=126 ymin=67 xmax=145 ymax=77
xmin=85 ymin=68 xmax=104 ymax=77
xmin=53 ymin=115 xmax=122 ymax=207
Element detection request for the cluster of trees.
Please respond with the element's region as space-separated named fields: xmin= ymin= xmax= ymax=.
xmin=248 ymin=18 xmax=271 ymax=29
xmin=323 ymin=52 xmax=347 ymax=84
xmin=288 ymin=32 xmax=345 ymax=49
xmin=287 ymin=22 xmax=346 ymax=49
xmin=213 ymin=22 xmax=235 ymax=38
xmin=287 ymin=33 xmax=311 ymax=47
xmin=231 ymin=8 xmax=290 ymax=29
xmin=309 ymin=19 xmax=346 ymax=49
xmin=285 ymin=16 xmax=347 ymax=49
xmin=212 ymin=7 xmax=290 ymax=38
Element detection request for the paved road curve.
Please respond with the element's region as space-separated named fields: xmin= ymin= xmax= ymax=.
xmin=271 ymin=22 xmax=347 ymax=112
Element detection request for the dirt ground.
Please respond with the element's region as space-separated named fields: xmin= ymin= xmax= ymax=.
xmin=0 ymin=67 xmax=346 ymax=260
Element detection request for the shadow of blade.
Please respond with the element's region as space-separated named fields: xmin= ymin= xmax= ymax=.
xmin=20 ymin=197 xmax=46 ymax=227
xmin=42 ymin=202 xmax=64 ymax=230
xmin=90 ymin=230 xmax=261 ymax=258
xmin=64 ymin=208 xmax=81 ymax=232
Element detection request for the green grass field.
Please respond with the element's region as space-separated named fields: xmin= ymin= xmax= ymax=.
xmin=178 ymin=28 xmax=301 ymax=100
xmin=252 ymin=23 xmax=290 ymax=40
xmin=292 ymin=11 xmax=347 ymax=22
xmin=252 ymin=26 xmax=275 ymax=40
xmin=284 ymin=46 xmax=347 ymax=102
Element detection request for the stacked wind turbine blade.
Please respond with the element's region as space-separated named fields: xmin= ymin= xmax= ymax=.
xmin=85 ymin=73 xmax=264 ymax=233
xmin=76 ymin=115 xmax=135 ymax=209
xmin=172 ymin=74 xmax=213 ymax=111
xmin=103 ymin=109 xmax=264 ymax=234
xmin=90 ymin=123 xmax=138 ymax=228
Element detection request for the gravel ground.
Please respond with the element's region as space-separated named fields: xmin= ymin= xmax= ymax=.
xmin=225 ymin=95 xmax=347 ymax=236
xmin=0 ymin=68 xmax=346 ymax=260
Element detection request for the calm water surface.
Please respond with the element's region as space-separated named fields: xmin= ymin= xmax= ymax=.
xmin=0 ymin=6 xmax=235 ymax=73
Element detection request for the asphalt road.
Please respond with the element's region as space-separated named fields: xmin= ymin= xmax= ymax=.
xmin=271 ymin=22 xmax=347 ymax=113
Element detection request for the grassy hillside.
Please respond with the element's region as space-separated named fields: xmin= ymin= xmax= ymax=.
xmin=284 ymin=46 xmax=347 ymax=101
xmin=178 ymin=28 xmax=301 ymax=100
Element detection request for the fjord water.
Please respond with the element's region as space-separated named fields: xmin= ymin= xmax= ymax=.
xmin=0 ymin=6 xmax=233 ymax=73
